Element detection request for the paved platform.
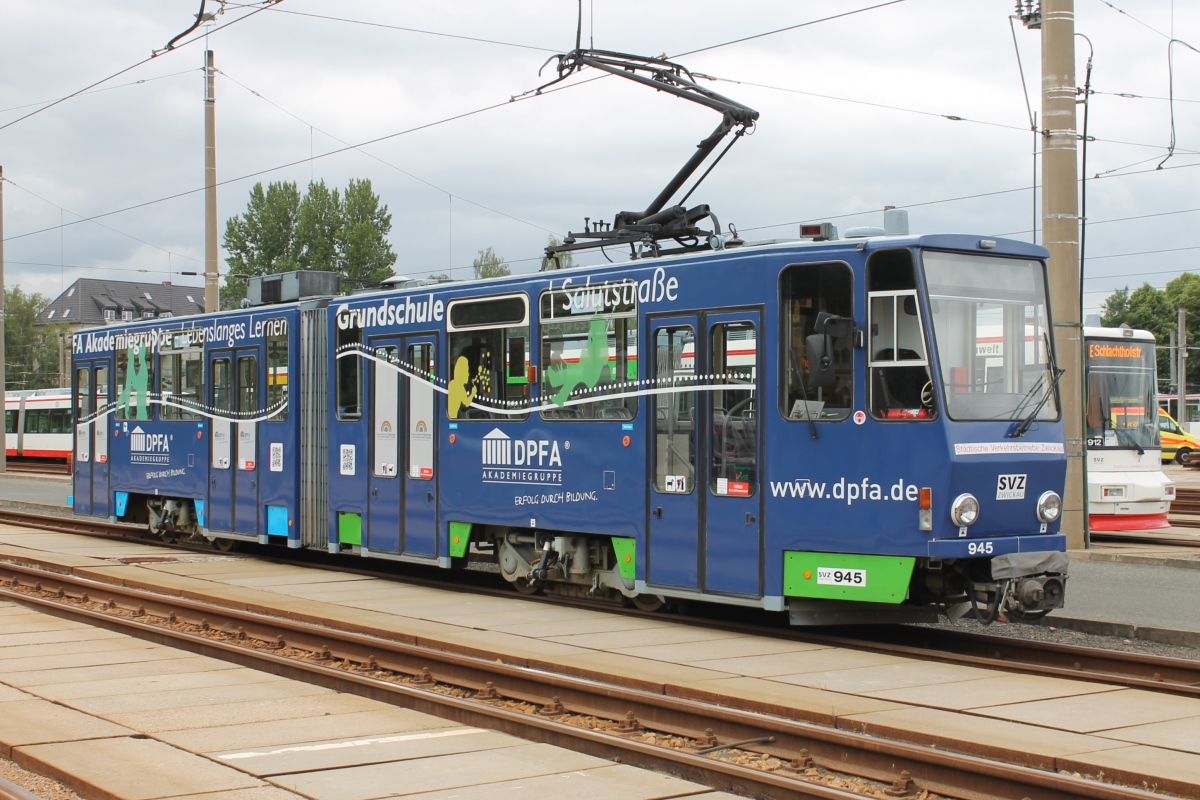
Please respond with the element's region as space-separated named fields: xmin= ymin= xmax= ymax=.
xmin=2 ymin=528 xmax=1200 ymax=794
xmin=0 ymin=601 xmax=739 ymax=800
xmin=0 ymin=473 xmax=71 ymax=513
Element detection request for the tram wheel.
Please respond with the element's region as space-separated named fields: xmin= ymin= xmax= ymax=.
xmin=213 ymin=538 xmax=238 ymax=553
xmin=630 ymin=593 xmax=667 ymax=613
xmin=511 ymin=577 xmax=542 ymax=595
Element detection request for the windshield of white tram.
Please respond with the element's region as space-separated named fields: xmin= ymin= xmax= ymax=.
xmin=922 ymin=251 xmax=1058 ymax=422
xmin=1084 ymin=338 xmax=1159 ymax=451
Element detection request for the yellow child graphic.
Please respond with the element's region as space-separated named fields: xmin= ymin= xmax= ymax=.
xmin=447 ymin=356 xmax=478 ymax=419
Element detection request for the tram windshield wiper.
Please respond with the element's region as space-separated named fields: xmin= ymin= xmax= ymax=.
xmin=1009 ymin=367 xmax=1065 ymax=438
xmin=1109 ymin=421 xmax=1145 ymax=455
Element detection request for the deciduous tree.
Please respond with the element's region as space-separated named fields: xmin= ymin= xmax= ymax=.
xmin=222 ymin=179 xmax=397 ymax=308
xmin=472 ymin=246 xmax=510 ymax=279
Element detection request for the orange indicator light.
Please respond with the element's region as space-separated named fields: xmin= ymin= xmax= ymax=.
xmin=449 ymin=433 xmax=456 ymax=444
xmin=803 ymin=570 xmax=812 ymax=580
xmin=919 ymin=488 xmax=932 ymax=510
xmin=625 ymin=555 xmax=632 ymax=563
xmin=622 ymin=435 xmax=630 ymax=447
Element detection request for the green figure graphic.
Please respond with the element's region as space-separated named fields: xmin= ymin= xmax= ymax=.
xmin=447 ymin=356 xmax=478 ymax=419
xmin=544 ymin=316 xmax=609 ymax=406
xmin=116 ymin=345 xmax=151 ymax=420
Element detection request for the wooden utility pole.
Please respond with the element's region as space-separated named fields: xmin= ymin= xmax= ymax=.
xmin=1040 ymin=0 xmax=1084 ymax=548
xmin=204 ymin=50 xmax=219 ymax=313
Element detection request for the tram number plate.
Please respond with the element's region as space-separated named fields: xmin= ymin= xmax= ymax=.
xmin=817 ymin=568 xmax=866 ymax=587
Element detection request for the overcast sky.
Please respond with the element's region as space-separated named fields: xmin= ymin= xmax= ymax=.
xmin=1 ymin=0 xmax=1197 ymax=316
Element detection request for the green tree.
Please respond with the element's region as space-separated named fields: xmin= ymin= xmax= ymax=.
xmin=7 ymin=287 xmax=63 ymax=390
xmin=542 ymin=236 xmax=576 ymax=271
xmin=295 ymin=179 xmax=340 ymax=272
xmin=1165 ymin=273 xmax=1200 ymax=388
xmin=338 ymin=179 xmax=397 ymax=284
xmin=221 ymin=181 xmax=303 ymax=309
xmin=222 ymin=179 xmax=397 ymax=308
xmin=472 ymin=246 xmax=510 ymax=279
xmin=1100 ymin=277 xmax=1200 ymax=389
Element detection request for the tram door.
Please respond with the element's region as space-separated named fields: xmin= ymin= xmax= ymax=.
xmin=208 ymin=349 xmax=260 ymax=535
xmin=402 ymin=338 xmax=437 ymax=557
xmin=367 ymin=336 xmax=438 ymax=557
xmin=72 ymin=360 xmax=111 ymax=517
xmin=647 ymin=312 xmax=762 ymax=597
xmin=367 ymin=339 xmax=403 ymax=553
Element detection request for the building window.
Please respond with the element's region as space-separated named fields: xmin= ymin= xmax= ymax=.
xmin=122 ymin=310 xmax=133 ymax=321
xmin=104 ymin=309 xmax=116 ymax=322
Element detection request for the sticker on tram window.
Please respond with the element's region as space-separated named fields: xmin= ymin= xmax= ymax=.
xmin=817 ymin=567 xmax=866 ymax=587
xmin=996 ymin=474 xmax=1027 ymax=500
xmin=340 ymin=444 xmax=356 ymax=476
xmin=728 ymin=481 xmax=750 ymax=497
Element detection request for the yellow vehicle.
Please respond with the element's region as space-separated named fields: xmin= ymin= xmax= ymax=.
xmin=1158 ymin=409 xmax=1199 ymax=464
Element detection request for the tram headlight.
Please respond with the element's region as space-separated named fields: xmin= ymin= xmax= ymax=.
xmin=1037 ymin=491 xmax=1062 ymax=523
xmin=950 ymin=493 xmax=980 ymax=527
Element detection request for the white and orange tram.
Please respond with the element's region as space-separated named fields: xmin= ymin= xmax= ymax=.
xmin=5 ymin=388 xmax=73 ymax=464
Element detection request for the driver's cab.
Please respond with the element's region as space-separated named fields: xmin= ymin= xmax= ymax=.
xmin=866 ymin=249 xmax=934 ymax=420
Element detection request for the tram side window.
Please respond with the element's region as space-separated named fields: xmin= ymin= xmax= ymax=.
xmin=238 ymin=356 xmax=258 ymax=418
xmin=4 ymin=411 xmax=14 ymax=434
xmin=336 ymin=326 xmax=362 ymax=421
xmin=538 ymin=286 xmax=638 ymax=421
xmin=653 ymin=325 xmax=696 ymax=494
xmin=212 ymin=358 xmax=232 ymax=415
xmin=711 ymin=322 xmax=757 ymax=495
xmin=160 ymin=347 xmax=203 ymax=421
xmin=780 ymin=262 xmax=853 ymax=421
xmin=447 ymin=295 xmax=530 ymax=421
xmin=114 ymin=346 xmax=155 ymax=421
xmin=867 ymin=249 xmax=934 ymax=420
xmin=75 ymin=368 xmax=91 ymax=423
xmin=24 ymin=409 xmax=71 ymax=433
xmin=267 ymin=333 xmax=289 ymax=422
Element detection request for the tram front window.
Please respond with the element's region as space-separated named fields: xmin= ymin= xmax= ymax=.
xmin=1085 ymin=338 xmax=1158 ymax=450
xmin=923 ymin=251 xmax=1058 ymax=422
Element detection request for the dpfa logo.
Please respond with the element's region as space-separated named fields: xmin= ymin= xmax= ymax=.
xmin=129 ymin=425 xmax=170 ymax=465
xmin=482 ymin=428 xmax=512 ymax=466
xmin=480 ymin=428 xmax=563 ymax=486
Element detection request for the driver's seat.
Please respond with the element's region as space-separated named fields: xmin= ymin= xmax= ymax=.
xmin=874 ymin=349 xmax=930 ymax=411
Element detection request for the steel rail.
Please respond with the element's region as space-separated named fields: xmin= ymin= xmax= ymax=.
xmin=0 ymin=561 xmax=1177 ymax=800
xmin=4 ymin=507 xmax=1200 ymax=702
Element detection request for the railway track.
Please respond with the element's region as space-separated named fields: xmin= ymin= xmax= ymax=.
xmin=0 ymin=557 xmax=1177 ymax=800
xmin=2 ymin=505 xmax=1198 ymax=701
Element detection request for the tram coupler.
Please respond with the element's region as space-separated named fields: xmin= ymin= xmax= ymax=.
xmin=993 ymin=551 xmax=1068 ymax=614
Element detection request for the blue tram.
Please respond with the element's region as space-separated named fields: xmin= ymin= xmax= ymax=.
xmin=71 ymin=231 xmax=1069 ymax=625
